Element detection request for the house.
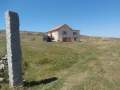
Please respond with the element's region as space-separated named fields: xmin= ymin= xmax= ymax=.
xmin=47 ymin=24 xmax=80 ymax=42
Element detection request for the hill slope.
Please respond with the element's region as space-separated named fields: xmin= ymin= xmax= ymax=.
xmin=0 ymin=31 xmax=120 ymax=90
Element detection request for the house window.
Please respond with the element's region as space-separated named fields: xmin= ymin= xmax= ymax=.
xmin=74 ymin=37 xmax=77 ymax=41
xmin=62 ymin=31 xmax=67 ymax=35
xmin=73 ymin=32 xmax=77 ymax=35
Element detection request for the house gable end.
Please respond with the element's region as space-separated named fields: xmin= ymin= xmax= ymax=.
xmin=48 ymin=24 xmax=73 ymax=33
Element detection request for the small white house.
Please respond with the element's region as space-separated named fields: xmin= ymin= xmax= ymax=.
xmin=47 ymin=24 xmax=80 ymax=42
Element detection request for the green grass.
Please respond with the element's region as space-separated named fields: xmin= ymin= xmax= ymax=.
xmin=0 ymin=39 xmax=6 ymax=58
xmin=0 ymin=33 xmax=120 ymax=90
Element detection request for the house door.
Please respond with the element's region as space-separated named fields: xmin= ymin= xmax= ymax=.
xmin=62 ymin=37 xmax=67 ymax=42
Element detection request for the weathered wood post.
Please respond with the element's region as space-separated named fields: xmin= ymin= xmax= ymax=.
xmin=5 ymin=11 xmax=23 ymax=87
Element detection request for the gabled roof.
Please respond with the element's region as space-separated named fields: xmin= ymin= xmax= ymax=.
xmin=48 ymin=24 xmax=73 ymax=33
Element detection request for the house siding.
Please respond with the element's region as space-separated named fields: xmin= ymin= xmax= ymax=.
xmin=58 ymin=26 xmax=73 ymax=41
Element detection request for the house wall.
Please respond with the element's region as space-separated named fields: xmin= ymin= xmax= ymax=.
xmin=52 ymin=31 xmax=59 ymax=41
xmin=48 ymin=31 xmax=59 ymax=41
xmin=58 ymin=25 xmax=73 ymax=41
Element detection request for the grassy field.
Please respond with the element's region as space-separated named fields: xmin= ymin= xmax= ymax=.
xmin=0 ymin=32 xmax=120 ymax=90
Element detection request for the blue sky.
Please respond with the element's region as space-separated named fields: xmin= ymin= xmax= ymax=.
xmin=0 ymin=0 xmax=120 ymax=37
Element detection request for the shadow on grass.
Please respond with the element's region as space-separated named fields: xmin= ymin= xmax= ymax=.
xmin=23 ymin=77 xmax=58 ymax=87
